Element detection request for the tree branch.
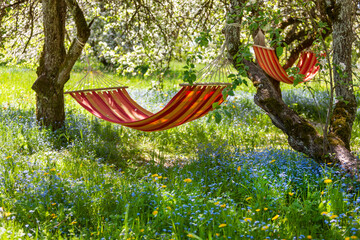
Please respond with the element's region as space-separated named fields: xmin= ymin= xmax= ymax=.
xmin=278 ymin=17 xmax=301 ymax=30
xmin=282 ymin=29 xmax=331 ymax=69
xmin=0 ymin=0 xmax=27 ymax=11
xmin=58 ymin=0 xmax=91 ymax=86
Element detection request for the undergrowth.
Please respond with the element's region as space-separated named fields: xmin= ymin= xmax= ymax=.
xmin=0 ymin=67 xmax=360 ymax=240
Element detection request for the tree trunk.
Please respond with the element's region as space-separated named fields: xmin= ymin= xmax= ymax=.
xmin=330 ymin=0 xmax=357 ymax=150
xmin=226 ymin=0 xmax=360 ymax=174
xmin=33 ymin=0 xmax=67 ymax=129
xmin=32 ymin=0 xmax=90 ymax=130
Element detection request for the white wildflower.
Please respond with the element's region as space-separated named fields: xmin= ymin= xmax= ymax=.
xmin=339 ymin=62 xmax=346 ymax=71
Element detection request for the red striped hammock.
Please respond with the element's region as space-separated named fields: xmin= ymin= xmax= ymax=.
xmin=253 ymin=45 xmax=320 ymax=84
xmin=67 ymin=85 xmax=226 ymax=132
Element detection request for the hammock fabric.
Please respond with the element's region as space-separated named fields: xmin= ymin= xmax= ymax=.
xmin=253 ymin=45 xmax=320 ymax=84
xmin=67 ymin=85 xmax=226 ymax=132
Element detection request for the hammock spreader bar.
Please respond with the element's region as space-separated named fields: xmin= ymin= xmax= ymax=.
xmin=253 ymin=45 xmax=320 ymax=84
xmin=67 ymin=85 xmax=226 ymax=132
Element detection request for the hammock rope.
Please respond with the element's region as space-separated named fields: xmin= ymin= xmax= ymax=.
xmin=253 ymin=45 xmax=320 ymax=84
xmin=65 ymin=41 xmax=235 ymax=132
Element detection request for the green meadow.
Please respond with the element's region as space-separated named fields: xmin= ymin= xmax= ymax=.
xmin=0 ymin=66 xmax=360 ymax=239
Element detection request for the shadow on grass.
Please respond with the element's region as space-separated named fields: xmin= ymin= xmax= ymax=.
xmin=0 ymin=107 xmax=152 ymax=170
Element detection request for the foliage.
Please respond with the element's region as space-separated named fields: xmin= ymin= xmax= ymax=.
xmin=0 ymin=0 xmax=227 ymax=75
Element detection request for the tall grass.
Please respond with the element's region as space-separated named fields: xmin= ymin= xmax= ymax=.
xmin=0 ymin=66 xmax=360 ymax=239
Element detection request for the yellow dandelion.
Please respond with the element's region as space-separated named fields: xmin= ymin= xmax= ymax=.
xmin=256 ymin=209 xmax=260 ymax=212
xmin=151 ymin=174 xmax=159 ymax=177
xmin=345 ymin=237 xmax=350 ymax=240
xmin=237 ymin=166 xmax=241 ymax=172
xmin=215 ymin=233 xmax=220 ymax=236
xmin=50 ymin=168 xmax=56 ymax=172
xmin=5 ymin=156 xmax=12 ymax=159
xmin=51 ymin=202 xmax=57 ymax=206
xmin=327 ymin=162 xmax=332 ymax=165
xmin=261 ymin=225 xmax=269 ymax=230
xmin=219 ymin=223 xmax=227 ymax=228
xmin=161 ymin=185 xmax=167 ymax=188
xmin=245 ymin=197 xmax=252 ymax=201
xmin=187 ymin=234 xmax=195 ymax=238
xmin=69 ymin=221 xmax=77 ymax=225
xmin=288 ymin=192 xmax=294 ymax=196
xmin=152 ymin=210 xmax=158 ymax=216
xmin=244 ymin=217 xmax=252 ymax=222
xmin=163 ymin=177 xmax=168 ymax=179
xmin=166 ymin=206 xmax=172 ymax=210
xmin=269 ymin=159 xmax=276 ymax=163
xmin=4 ymin=212 xmax=11 ymax=217
xmin=329 ymin=215 xmax=338 ymax=219
xmin=184 ymin=178 xmax=192 ymax=183
xmin=44 ymin=172 xmax=49 ymax=176
xmin=272 ymin=214 xmax=279 ymax=221
xmin=140 ymin=229 xmax=144 ymax=232
xmin=320 ymin=211 xmax=328 ymax=215
xmin=220 ymin=204 xmax=226 ymax=208
xmin=157 ymin=176 xmax=163 ymax=179
xmin=351 ymin=236 xmax=358 ymax=239
xmin=324 ymin=179 xmax=332 ymax=184
xmin=321 ymin=191 xmax=324 ymax=195
xmin=264 ymin=207 xmax=268 ymax=211
xmin=307 ymin=235 xmax=312 ymax=239
xmin=214 ymin=202 xmax=220 ymax=205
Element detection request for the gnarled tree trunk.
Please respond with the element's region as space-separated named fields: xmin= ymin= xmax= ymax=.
xmin=32 ymin=0 xmax=90 ymax=130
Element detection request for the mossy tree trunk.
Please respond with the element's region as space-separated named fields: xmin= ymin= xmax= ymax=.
xmin=32 ymin=0 xmax=90 ymax=130
xmin=226 ymin=0 xmax=360 ymax=173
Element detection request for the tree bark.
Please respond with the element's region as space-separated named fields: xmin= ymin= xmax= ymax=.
xmin=32 ymin=0 xmax=67 ymax=129
xmin=32 ymin=0 xmax=90 ymax=129
xmin=329 ymin=0 xmax=357 ymax=150
xmin=226 ymin=1 xmax=360 ymax=174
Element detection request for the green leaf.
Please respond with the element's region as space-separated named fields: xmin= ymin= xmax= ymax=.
xmin=214 ymin=112 xmax=222 ymax=123
xmin=249 ymin=22 xmax=258 ymax=31
xmin=227 ymin=90 xmax=235 ymax=96
xmin=293 ymin=77 xmax=302 ymax=87
xmin=212 ymin=102 xmax=220 ymax=109
xmin=189 ymin=74 xmax=197 ymax=84
xmin=276 ymin=46 xmax=283 ymax=57
xmin=224 ymin=109 xmax=232 ymax=118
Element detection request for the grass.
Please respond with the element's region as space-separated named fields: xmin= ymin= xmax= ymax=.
xmin=0 ymin=66 xmax=360 ymax=239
